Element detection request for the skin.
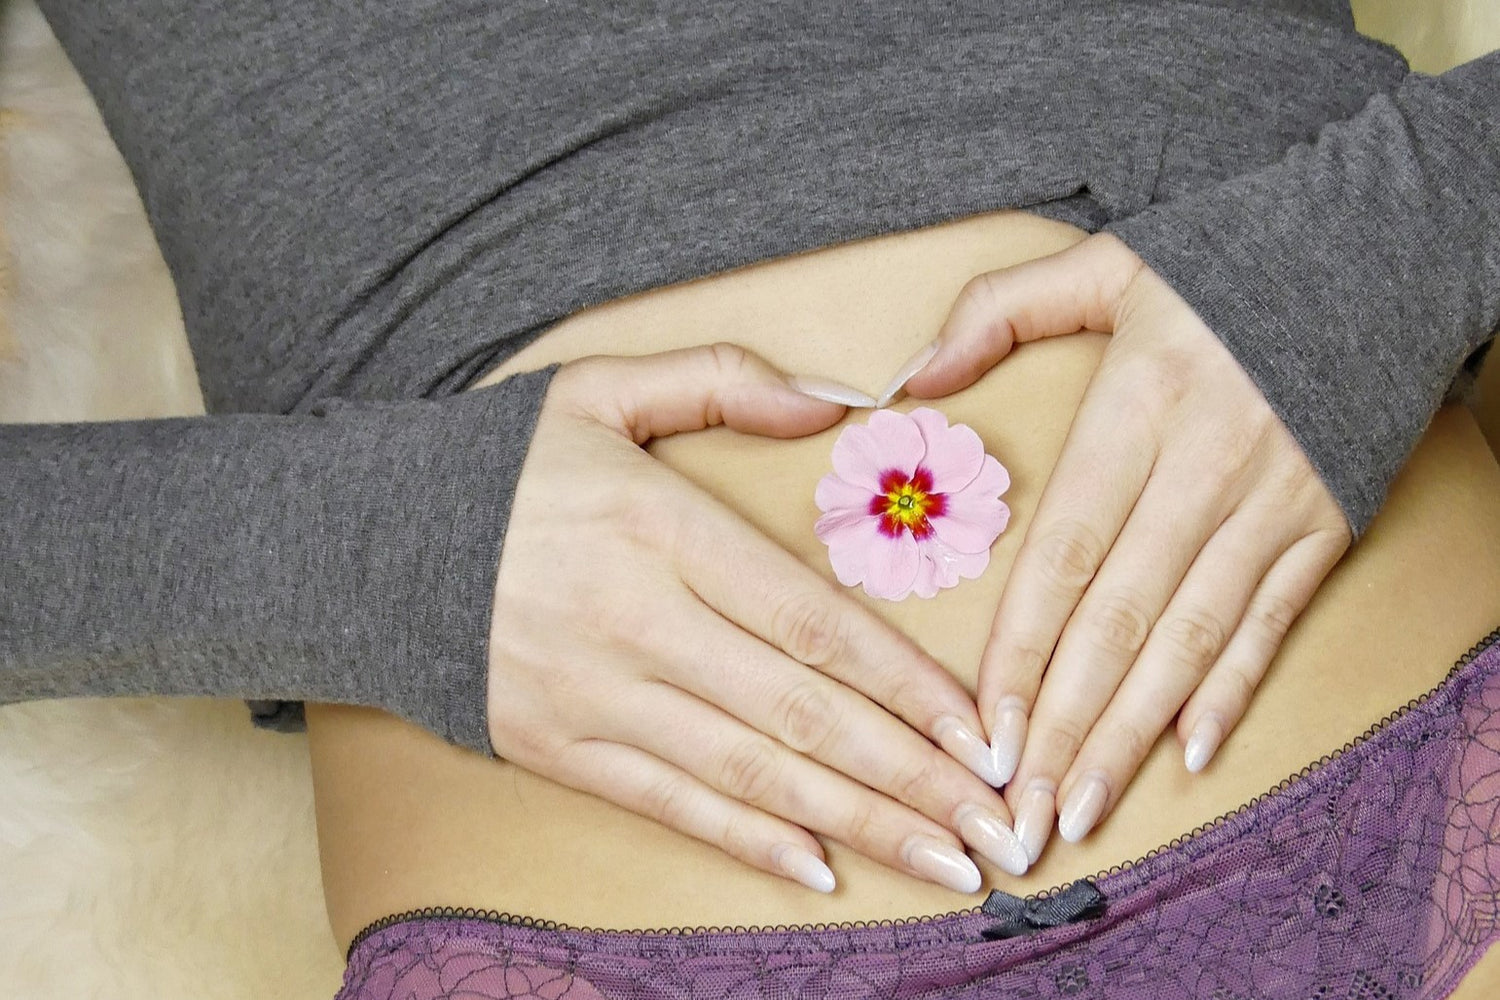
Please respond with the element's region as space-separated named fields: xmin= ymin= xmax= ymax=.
xmin=307 ymin=209 xmax=1500 ymax=992
xmin=905 ymin=234 xmax=1353 ymax=864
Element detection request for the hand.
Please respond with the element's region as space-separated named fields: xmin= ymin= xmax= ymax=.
xmin=900 ymin=234 xmax=1352 ymax=865
xmin=486 ymin=343 xmax=1031 ymax=894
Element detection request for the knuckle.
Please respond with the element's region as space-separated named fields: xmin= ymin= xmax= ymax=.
xmin=586 ymin=589 xmax=648 ymax=646
xmin=718 ymin=739 xmax=783 ymax=804
xmin=497 ymin=719 xmax=554 ymax=763
xmin=960 ymin=271 xmax=1004 ymax=314
xmin=1158 ymin=608 xmax=1229 ymax=668
xmin=1204 ymin=422 xmax=1263 ymax=478
xmin=879 ymin=671 xmax=924 ymax=721
xmin=1107 ymin=722 xmax=1154 ymax=767
xmin=841 ymin=799 xmax=882 ymax=851
xmin=719 ymin=817 xmax=758 ymax=864
xmin=618 ymin=480 xmax=685 ymax=550
xmin=1000 ymin=640 xmax=1052 ymax=683
xmin=1249 ymin=592 xmax=1301 ymax=639
xmin=773 ymin=593 xmax=850 ymax=668
xmin=890 ymin=756 xmax=945 ymax=807
xmin=772 ymin=682 xmax=841 ymax=755
xmin=1278 ymin=453 xmax=1321 ymax=495
xmin=1034 ymin=522 xmax=1106 ymax=593
xmin=1036 ymin=719 xmax=1087 ymax=768
xmin=963 ymin=272 xmax=1016 ymax=342
xmin=1107 ymin=353 xmax=1188 ymax=417
xmin=1087 ymin=591 xmax=1153 ymax=657
xmin=639 ymin=773 xmax=695 ymax=830
xmin=1148 ymin=349 xmax=1196 ymax=405
xmin=1311 ymin=522 xmax=1353 ymax=554
xmin=1215 ymin=662 xmax=1259 ymax=714
xmin=706 ymin=341 xmax=750 ymax=380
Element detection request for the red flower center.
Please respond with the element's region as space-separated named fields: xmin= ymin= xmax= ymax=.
xmin=868 ymin=467 xmax=947 ymax=538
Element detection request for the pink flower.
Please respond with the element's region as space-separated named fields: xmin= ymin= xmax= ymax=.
xmin=814 ymin=408 xmax=1011 ymax=601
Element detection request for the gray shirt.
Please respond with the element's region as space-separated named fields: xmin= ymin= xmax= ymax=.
xmin=3 ymin=0 xmax=1495 ymax=755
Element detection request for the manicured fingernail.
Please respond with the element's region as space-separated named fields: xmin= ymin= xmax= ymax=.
xmin=1012 ymin=778 xmax=1055 ymax=864
xmin=785 ymin=374 xmax=878 ymax=408
xmin=772 ymin=844 xmax=836 ymax=893
xmin=935 ymin=716 xmax=1003 ymax=786
xmin=1184 ymin=714 xmax=1224 ymax=774
xmin=955 ymin=804 xmax=1029 ymax=877
xmin=875 ymin=341 xmax=939 ymax=407
xmin=1058 ymin=773 xmax=1109 ymax=844
xmin=904 ymin=835 xmax=983 ymax=894
xmin=988 ymin=698 xmax=1028 ymax=787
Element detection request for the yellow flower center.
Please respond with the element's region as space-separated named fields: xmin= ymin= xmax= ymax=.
xmin=885 ymin=482 xmax=933 ymax=529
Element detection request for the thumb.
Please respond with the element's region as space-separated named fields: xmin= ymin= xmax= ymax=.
xmin=903 ymin=233 xmax=1144 ymax=398
xmin=566 ymin=342 xmax=855 ymax=444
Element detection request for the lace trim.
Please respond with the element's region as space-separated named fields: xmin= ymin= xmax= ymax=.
xmin=346 ymin=624 xmax=1500 ymax=960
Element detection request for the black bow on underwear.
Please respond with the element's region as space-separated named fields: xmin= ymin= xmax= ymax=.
xmin=979 ymin=878 xmax=1107 ymax=940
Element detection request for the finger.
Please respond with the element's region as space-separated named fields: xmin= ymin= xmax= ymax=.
xmin=601 ymin=681 xmax=986 ymax=894
xmin=1049 ymin=507 xmax=1296 ymax=844
xmin=554 ymin=738 xmax=838 ymax=893
xmin=1177 ymin=529 xmax=1349 ymax=772
xmin=652 ymin=591 xmax=1028 ymax=874
xmin=901 ymin=234 xmax=1143 ymax=399
xmin=671 ymin=487 xmax=1005 ymax=790
xmin=1001 ymin=454 xmax=1236 ymax=859
xmin=976 ymin=364 xmax=1158 ymax=785
xmin=566 ymin=342 xmax=853 ymax=443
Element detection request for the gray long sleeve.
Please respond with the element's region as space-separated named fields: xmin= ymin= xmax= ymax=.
xmin=2 ymin=370 xmax=554 ymax=754
xmin=1108 ymin=51 xmax=1500 ymax=534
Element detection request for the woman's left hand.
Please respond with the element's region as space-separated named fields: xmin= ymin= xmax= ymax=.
xmin=898 ymin=233 xmax=1352 ymax=866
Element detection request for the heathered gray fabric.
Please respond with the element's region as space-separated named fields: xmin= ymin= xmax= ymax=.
xmin=1108 ymin=52 xmax=1500 ymax=529
xmin=2 ymin=0 xmax=1493 ymax=756
xmin=3 ymin=371 xmax=554 ymax=752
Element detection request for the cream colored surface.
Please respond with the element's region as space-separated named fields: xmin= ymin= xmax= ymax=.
xmin=0 ymin=1 xmax=342 ymax=997
xmin=0 ymin=1 xmax=1496 ymax=997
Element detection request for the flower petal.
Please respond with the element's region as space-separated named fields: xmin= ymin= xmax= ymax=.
xmin=931 ymin=455 xmax=1012 ymax=554
xmin=831 ymin=409 xmax=926 ymax=492
xmin=910 ymin=549 xmax=944 ymax=599
xmin=909 ymin=407 xmax=985 ymax=494
xmin=814 ymin=505 xmax=869 ymax=543
xmin=814 ymin=472 xmax=878 ymax=517
xmin=912 ymin=535 xmax=994 ymax=599
xmin=861 ymin=529 xmax=920 ymax=601
xmin=821 ymin=514 xmax=884 ymax=587
xmin=949 ymin=542 xmax=994 ymax=582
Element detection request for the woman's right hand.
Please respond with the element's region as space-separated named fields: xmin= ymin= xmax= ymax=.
xmin=485 ymin=344 xmax=1031 ymax=893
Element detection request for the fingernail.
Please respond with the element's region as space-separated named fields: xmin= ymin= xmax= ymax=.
xmin=935 ymin=716 xmax=1003 ymax=786
xmin=1057 ymin=773 xmax=1109 ymax=844
xmin=1184 ymin=714 xmax=1224 ymax=774
xmin=772 ymin=844 xmax=837 ymax=893
xmin=988 ymin=698 xmax=1028 ymax=787
xmin=1012 ymin=778 xmax=1056 ymax=864
xmin=875 ymin=341 xmax=939 ymax=408
xmin=785 ymin=374 xmax=878 ymax=409
xmin=903 ymin=835 xmax=983 ymax=894
xmin=954 ymin=804 xmax=1029 ymax=877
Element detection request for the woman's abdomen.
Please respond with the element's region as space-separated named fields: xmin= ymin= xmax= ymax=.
xmin=304 ymin=211 xmax=1500 ymax=977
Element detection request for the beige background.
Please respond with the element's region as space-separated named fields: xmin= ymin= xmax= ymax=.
xmin=0 ymin=2 xmax=1495 ymax=997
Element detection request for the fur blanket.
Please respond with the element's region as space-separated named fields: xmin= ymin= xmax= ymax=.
xmin=0 ymin=1 xmax=1494 ymax=997
xmin=0 ymin=2 xmax=342 ymax=996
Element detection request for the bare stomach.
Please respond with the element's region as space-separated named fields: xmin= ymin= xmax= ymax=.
xmin=304 ymin=210 xmax=1500 ymax=989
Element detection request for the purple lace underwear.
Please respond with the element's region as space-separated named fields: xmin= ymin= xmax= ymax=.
xmin=337 ymin=629 xmax=1500 ymax=999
